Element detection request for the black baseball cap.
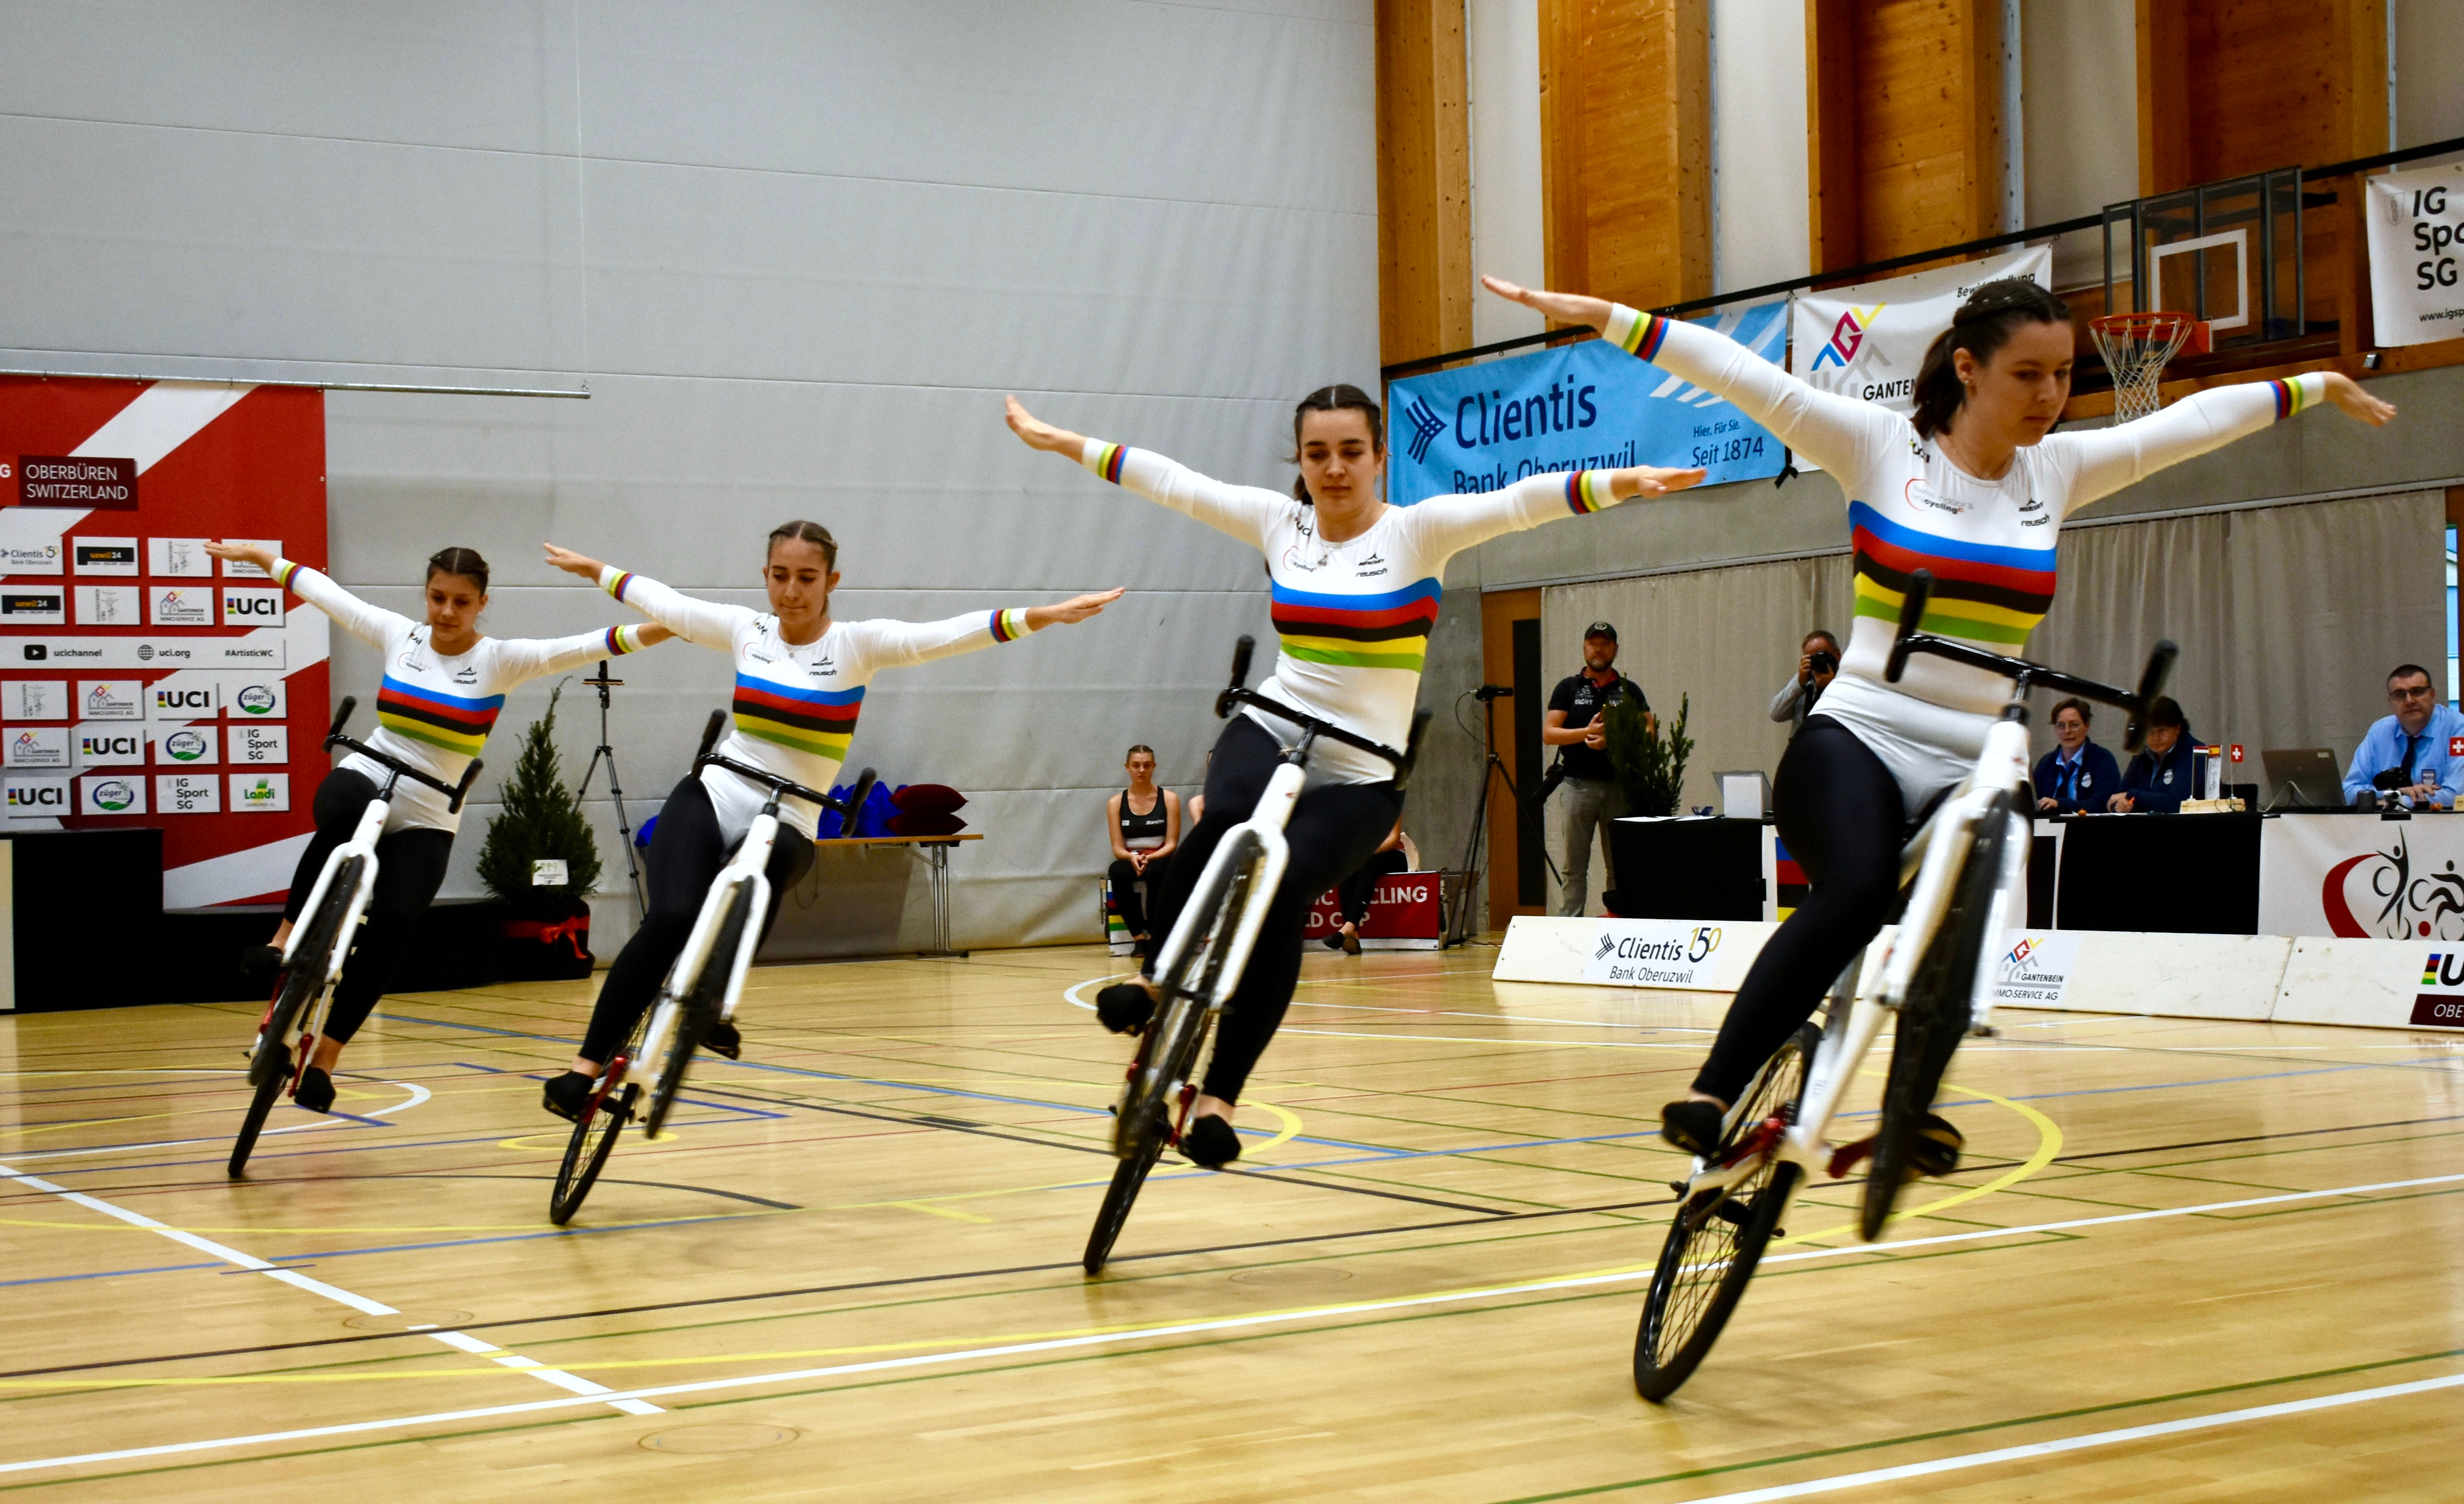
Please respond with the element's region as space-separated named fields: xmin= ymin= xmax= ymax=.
xmin=1584 ymin=622 xmax=1618 ymax=642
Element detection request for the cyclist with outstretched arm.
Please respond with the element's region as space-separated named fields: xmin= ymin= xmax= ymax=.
xmin=536 ymin=524 xmax=1118 ymax=1120
xmin=204 ymin=541 xmax=672 ymax=1113
xmin=1482 ymin=274 xmax=2395 ymax=1175
xmin=1006 ymin=385 xmax=1705 ymax=1168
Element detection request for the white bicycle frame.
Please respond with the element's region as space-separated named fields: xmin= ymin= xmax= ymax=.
xmin=1679 ymin=714 xmax=2034 ymax=1242
xmin=634 ymin=804 xmax=781 ymax=1106
xmin=1144 ymin=757 xmax=1301 ymax=1026
xmin=274 ymin=792 xmax=389 ymax=1041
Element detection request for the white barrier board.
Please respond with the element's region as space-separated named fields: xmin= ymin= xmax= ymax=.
xmin=1494 ymin=916 xmax=1778 ymax=992
xmin=2274 ymin=937 xmax=2464 ymax=1030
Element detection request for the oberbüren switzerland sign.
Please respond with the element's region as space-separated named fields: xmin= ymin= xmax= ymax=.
xmin=1384 ymin=300 xmax=1789 ymax=505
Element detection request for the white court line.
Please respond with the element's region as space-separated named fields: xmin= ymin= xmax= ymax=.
xmin=1 ymin=1080 xmax=436 ymax=1163
xmin=1675 ymin=1370 xmax=2464 ymax=1503
xmin=0 ymin=1108 xmax=658 ymax=1420
xmin=3 ymin=1169 xmax=2458 ymax=1478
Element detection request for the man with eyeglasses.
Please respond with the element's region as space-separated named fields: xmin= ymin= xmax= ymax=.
xmin=2342 ymin=664 xmax=2464 ymax=810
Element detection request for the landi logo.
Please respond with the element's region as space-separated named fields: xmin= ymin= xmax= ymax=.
xmin=163 ymin=730 xmax=209 ymax=762
xmin=239 ymin=777 xmax=280 ymax=804
xmin=90 ymin=779 xmax=135 ymax=812
xmin=234 ymin=684 xmax=278 ymax=715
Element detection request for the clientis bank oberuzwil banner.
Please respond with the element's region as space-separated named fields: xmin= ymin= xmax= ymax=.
xmin=0 ymin=377 xmax=328 ymax=907
xmin=1383 ymin=301 xmax=1789 ymax=506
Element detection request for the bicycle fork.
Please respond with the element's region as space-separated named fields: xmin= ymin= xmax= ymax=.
xmin=264 ymin=796 xmax=385 ymax=1078
xmin=638 ymin=813 xmax=779 ymax=1104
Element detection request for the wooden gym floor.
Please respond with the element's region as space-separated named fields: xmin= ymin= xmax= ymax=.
xmin=0 ymin=943 xmax=2460 ymax=1500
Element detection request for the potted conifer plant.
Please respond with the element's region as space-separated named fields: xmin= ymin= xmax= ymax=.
xmin=478 ymin=684 xmax=603 ymax=981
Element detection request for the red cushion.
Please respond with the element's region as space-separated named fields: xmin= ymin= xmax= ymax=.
xmin=891 ymin=783 xmax=967 ymax=815
xmin=886 ymin=810 xmax=967 ymax=838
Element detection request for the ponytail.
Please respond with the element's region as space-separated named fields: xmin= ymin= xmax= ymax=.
xmin=1910 ymin=278 xmax=2073 ymax=440
xmin=1286 ymin=384 xmax=1385 ymax=505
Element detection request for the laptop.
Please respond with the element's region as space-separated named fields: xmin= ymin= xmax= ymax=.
xmin=2261 ymin=747 xmax=2346 ymax=809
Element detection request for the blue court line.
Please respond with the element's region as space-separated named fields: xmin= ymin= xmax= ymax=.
xmin=0 ymin=1260 xmax=225 ymax=1288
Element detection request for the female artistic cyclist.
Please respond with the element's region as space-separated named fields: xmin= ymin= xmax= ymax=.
xmin=536 ymin=523 xmax=1120 ymax=1119
xmin=206 ymin=541 xmax=672 ymax=1113
xmin=1483 ymin=273 xmax=2395 ymax=1173
xmin=1006 ymin=386 xmax=1706 ymax=1167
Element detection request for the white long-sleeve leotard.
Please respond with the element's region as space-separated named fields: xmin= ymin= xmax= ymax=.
xmin=1600 ymin=305 xmax=2333 ymax=805
xmin=1077 ymin=440 xmax=1637 ymax=785
xmin=272 ymin=560 xmax=656 ymax=835
xmin=598 ymin=566 xmax=1046 ymax=839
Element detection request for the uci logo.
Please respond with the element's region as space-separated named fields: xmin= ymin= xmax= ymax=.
xmin=7 ymin=783 xmax=65 ymax=812
xmin=2421 ymin=952 xmax=2464 ymax=988
xmin=79 ymin=733 xmax=139 ymax=758
xmin=154 ymin=686 xmax=213 ymax=715
xmin=234 ymin=685 xmax=277 ymax=715
xmin=225 ymin=593 xmax=281 ymax=620
xmin=164 ymin=730 xmax=208 ymax=762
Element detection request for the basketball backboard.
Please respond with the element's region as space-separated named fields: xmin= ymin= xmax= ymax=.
xmin=2104 ymin=167 xmax=2306 ymax=345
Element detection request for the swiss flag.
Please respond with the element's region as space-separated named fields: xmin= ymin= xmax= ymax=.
xmin=2448 ymin=736 xmax=2463 ymax=759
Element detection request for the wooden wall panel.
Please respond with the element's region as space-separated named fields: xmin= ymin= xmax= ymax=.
xmin=1377 ymin=0 xmax=1472 ymax=364
xmin=1805 ymin=0 xmax=2005 ymax=268
xmin=2140 ymin=0 xmax=2387 ymax=193
xmin=1540 ymin=0 xmax=1709 ymax=312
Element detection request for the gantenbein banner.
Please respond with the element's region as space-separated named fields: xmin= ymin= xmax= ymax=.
xmin=1384 ymin=300 xmax=1789 ymax=506
xmin=1790 ymin=245 xmax=2052 ymax=417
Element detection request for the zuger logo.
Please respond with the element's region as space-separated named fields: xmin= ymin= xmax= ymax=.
xmin=238 ymin=777 xmax=281 ymax=805
xmin=233 ymin=685 xmax=278 ymax=716
xmin=1603 ymin=927 xmax=1723 ymax=964
xmin=163 ymin=729 xmax=209 ymax=762
xmin=90 ymin=779 xmax=136 ymax=812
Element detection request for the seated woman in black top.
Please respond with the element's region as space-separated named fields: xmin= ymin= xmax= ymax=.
xmin=2111 ymin=697 xmax=2199 ymax=813
xmin=2033 ymin=696 xmax=2122 ymax=814
xmin=1106 ymin=744 xmax=1181 ymax=952
xmin=1324 ymin=817 xmax=1415 ymax=954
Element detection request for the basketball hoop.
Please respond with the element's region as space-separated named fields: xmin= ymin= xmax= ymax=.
xmin=2090 ymin=312 xmax=2206 ymax=423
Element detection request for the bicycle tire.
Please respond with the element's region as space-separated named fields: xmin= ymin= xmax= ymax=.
xmin=1111 ymin=831 xmax=1257 ymax=1158
xmin=1083 ymin=1096 xmax=1170 ymax=1274
xmin=226 ymin=1039 xmax=291 ymax=1179
xmin=642 ymin=879 xmax=750 ymax=1141
xmin=549 ymin=1082 xmax=639 ymax=1225
xmin=250 ymin=857 xmax=359 ymax=1089
xmin=1632 ymin=1021 xmax=1817 ymax=1401
xmin=1860 ymin=791 xmax=2010 ymax=1241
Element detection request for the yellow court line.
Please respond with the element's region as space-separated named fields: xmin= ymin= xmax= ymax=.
xmin=1773 ymin=1078 xmax=2065 ymax=1247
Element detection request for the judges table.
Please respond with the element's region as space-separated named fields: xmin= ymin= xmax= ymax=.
xmin=1606 ymin=810 xmax=2437 ymax=938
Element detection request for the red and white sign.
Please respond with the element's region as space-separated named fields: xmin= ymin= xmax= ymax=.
xmin=2229 ymin=743 xmax=2244 ymax=763
xmin=1304 ymin=872 xmax=1443 ymax=950
xmin=2258 ymin=814 xmax=2464 ymax=940
xmin=0 ymin=377 xmax=326 ymax=905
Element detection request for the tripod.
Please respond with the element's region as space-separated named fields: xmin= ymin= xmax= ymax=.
xmin=573 ymin=660 xmax=646 ymax=920
xmin=1446 ymin=688 xmax=1558 ymax=946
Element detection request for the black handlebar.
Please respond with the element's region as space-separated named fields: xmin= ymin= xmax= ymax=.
xmin=1214 ymin=634 xmax=1422 ymax=784
xmin=321 ymin=695 xmax=484 ymax=813
xmin=1884 ymin=569 xmax=2176 ymax=753
xmin=688 ymin=708 xmax=876 ymax=823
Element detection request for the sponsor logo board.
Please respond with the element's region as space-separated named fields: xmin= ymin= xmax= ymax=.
xmin=0 ymin=540 xmax=62 ymax=576
xmin=75 ymin=726 xmax=145 ymax=766
xmin=70 ymin=538 xmax=139 ymax=576
xmin=224 ymin=678 xmax=286 ymax=718
xmin=148 ymin=586 xmax=211 ymax=627
xmin=77 ymin=680 xmax=142 ymax=720
xmin=0 ymin=589 xmax=66 ymax=626
xmin=13 ymin=638 xmax=286 ymax=669
xmin=4 ymin=726 xmax=69 ymax=769
xmin=155 ymin=725 xmax=216 ymax=765
xmin=146 ymin=538 xmax=213 ymax=579
xmin=3 ymin=680 xmax=65 ymax=720
xmin=216 ymin=541 xmax=279 ymax=579
xmin=2413 ymin=949 xmax=2464 ymax=1029
xmin=155 ymin=773 xmax=220 ymax=813
xmin=220 ymin=587 xmax=283 ymax=626
xmin=1301 ymin=874 xmax=1445 ymax=947
xmin=4 ymin=776 xmax=69 ymax=819
xmin=230 ymin=772 xmax=289 ymax=812
xmin=231 ymin=723 xmax=287 ymax=764
xmin=78 ymin=773 xmax=144 ymax=815
xmin=72 ymin=584 xmax=138 ymax=626
xmin=1580 ymin=919 xmax=1727 ymax=987
xmin=1991 ymin=931 xmax=2082 ymax=1008
xmin=148 ymin=683 xmax=216 ymax=720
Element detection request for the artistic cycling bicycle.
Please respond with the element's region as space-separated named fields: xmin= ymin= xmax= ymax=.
xmin=1081 ymin=636 xmax=1427 ymax=1274
xmin=548 ymin=710 xmax=875 ymax=1224
xmin=1631 ymin=570 xmax=2176 ymax=1399
xmin=228 ymin=698 xmax=483 ymax=1178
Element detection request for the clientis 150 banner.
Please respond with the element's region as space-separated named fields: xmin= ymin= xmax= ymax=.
xmin=1383 ymin=300 xmax=1789 ymax=506
xmin=0 ymin=377 xmax=327 ymax=906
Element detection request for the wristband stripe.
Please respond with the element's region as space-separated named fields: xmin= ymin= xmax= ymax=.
xmin=989 ymin=607 xmax=1029 ymax=643
xmin=272 ymin=560 xmax=300 ymax=590
xmin=603 ymin=569 xmax=634 ymax=603
xmin=1084 ymin=442 xmax=1128 ymax=484
xmin=1562 ymin=470 xmax=1613 ymax=516
xmin=2270 ymin=374 xmax=2323 ymax=420
xmin=603 ymin=624 xmax=645 ymax=656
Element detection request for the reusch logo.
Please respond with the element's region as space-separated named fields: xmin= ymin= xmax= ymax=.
xmin=234 ymin=684 xmax=278 ymax=715
xmin=89 ymin=779 xmax=136 ymax=812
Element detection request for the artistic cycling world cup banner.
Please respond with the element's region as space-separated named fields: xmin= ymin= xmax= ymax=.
xmin=1384 ymin=301 xmax=1789 ymax=506
xmin=1790 ymin=245 xmax=2051 ymax=417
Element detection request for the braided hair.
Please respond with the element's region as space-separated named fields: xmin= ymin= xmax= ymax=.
xmin=1910 ymin=278 xmax=2073 ymax=440
xmin=765 ymin=520 xmax=838 ymax=569
xmin=424 ymin=546 xmax=490 ymax=594
xmin=1286 ymin=384 xmax=1384 ymax=505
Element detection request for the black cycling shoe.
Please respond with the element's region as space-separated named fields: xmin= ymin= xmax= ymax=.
xmin=294 ymin=1067 xmax=335 ymax=1115
xmin=1181 ymin=1114 xmax=1242 ymax=1169
xmin=1095 ymin=982 xmax=1158 ymax=1035
xmin=541 ymin=1071 xmax=596 ymax=1123
xmin=703 ymin=1017 xmax=742 ymax=1060
xmin=1660 ymin=1099 xmax=1726 ymax=1158
xmin=239 ymin=944 xmax=283 ymax=985
xmin=1906 ymin=1112 xmax=1965 ymax=1178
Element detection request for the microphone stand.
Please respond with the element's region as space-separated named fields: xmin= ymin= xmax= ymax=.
xmin=1446 ymin=687 xmax=1558 ymax=946
xmin=573 ymin=661 xmax=646 ymax=919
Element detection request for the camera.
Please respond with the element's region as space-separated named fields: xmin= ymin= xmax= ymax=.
xmin=1474 ymin=684 xmax=1514 ymax=701
xmin=1535 ymin=751 xmax=1568 ymax=804
xmin=1807 ymin=651 xmax=1838 ymax=678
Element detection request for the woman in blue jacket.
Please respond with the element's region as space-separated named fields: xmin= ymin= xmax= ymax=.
xmin=2034 ymin=697 xmax=2122 ymax=814
xmin=2111 ymin=697 xmax=2197 ymax=813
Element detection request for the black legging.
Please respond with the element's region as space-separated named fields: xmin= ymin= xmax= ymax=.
xmin=1107 ymin=856 xmax=1168 ymax=936
xmin=280 ymin=769 xmax=454 ymax=1045
xmin=1145 ymin=715 xmax=1403 ymax=1103
xmin=579 ymin=775 xmax=814 ymax=1064
xmin=1692 ymin=716 xmax=1909 ymax=1103
xmin=1337 ymin=849 xmax=1409 ymax=925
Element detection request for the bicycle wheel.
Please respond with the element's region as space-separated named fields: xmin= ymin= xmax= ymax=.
xmin=226 ymin=1039 xmax=291 ymax=1179
xmin=1860 ymin=791 xmax=2009 ymax=1242
xmin=1083 ymin=1092 xmax=1171 ymax=1274
xmin=249 ymin=857 xmax=358 ymax=1088
xmin=1633 ymin=1021 xmax=1817 ymax=1401
xmin=1111 ymin=831 xmax=1257 ymax=1156
xmin=550 ymin=1082 xmax=639 ymax=1225
xmin=641 ymin=879 xmax=750 ymax=1141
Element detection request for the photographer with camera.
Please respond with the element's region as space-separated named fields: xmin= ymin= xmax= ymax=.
xmin=1544 ymin=622 xmax=1650 ymax=916
xmin=1767 ymin=629 xmax=1841 ymax=736
xmin=2343 ymin=664 xmax=2462 ymax=810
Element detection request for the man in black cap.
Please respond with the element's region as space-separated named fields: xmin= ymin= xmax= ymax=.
xmin=1544 ymin=622 xmax=1650 ymax=916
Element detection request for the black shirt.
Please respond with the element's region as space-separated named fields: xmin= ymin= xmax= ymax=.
xmin=1547 ymin=671 xmax=1647 ymax=782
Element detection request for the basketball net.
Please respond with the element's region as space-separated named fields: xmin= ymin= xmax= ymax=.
xmin=2089 ymin=312 xmax=2197 ymax=423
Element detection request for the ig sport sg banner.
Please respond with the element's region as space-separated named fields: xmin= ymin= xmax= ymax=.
xmin=1383 ymin=300 xmax=1789 ymax=506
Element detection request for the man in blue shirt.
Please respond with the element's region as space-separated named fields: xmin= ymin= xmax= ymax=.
xmin=2111 ymin=697 xmax=2198 ymax=814
xmin=2034 ymin=697 xmax=2121 ymax=814
xmin=2343 ymin=663 xmax=2464 ymax=809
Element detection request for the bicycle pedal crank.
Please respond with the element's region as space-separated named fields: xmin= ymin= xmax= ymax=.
xmin=1828 ymin=1136 xmax=1877 ymax=1178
